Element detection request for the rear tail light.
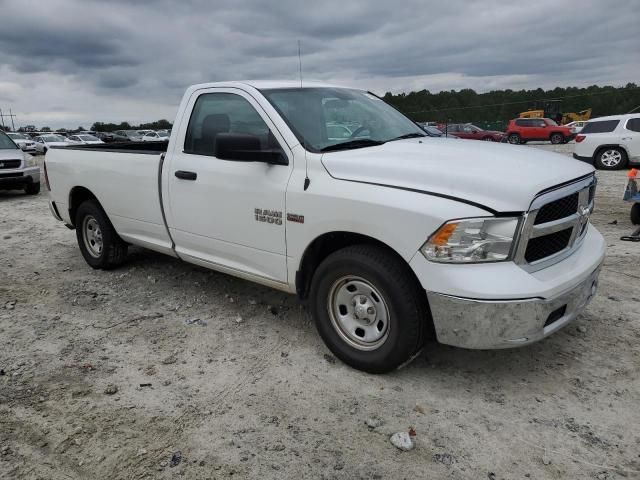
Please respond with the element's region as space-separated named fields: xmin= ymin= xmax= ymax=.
xmin=43 ymin=160 xmax=51 ymax=191
xmin=575 ymin=135 xmax=586 ymax=143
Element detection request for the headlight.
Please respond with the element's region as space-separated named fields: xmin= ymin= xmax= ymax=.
xmin=421 ymin=217 xmax=521 ymax=263
xmin=25 ymin=155 xmax=37 ymax=167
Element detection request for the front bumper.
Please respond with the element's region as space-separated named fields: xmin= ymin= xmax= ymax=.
xmin=410 ymin=225 xmax=605 ymax=349
xmin=426 ymin=265 xmax=601 ymax=349
xmin=0 ymin=167 xmax=40 ymax=190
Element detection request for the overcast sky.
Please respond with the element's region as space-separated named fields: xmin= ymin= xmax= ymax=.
xmin=0 ymin=0 xmax=638 ymax=129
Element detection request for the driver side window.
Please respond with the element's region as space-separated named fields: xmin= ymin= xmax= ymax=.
xmin=184 ymin=93 xmax=275 ymax=157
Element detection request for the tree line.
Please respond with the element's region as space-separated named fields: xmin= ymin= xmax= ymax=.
xmin=382 ymin=83 xmax=640 ymax=126
xmin=4 ymin=119 xmax=173 ymax=133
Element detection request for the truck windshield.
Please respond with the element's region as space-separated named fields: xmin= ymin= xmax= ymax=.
xmin=261 ymin=87 xmax=424 ymax=152
xmin=0 ymin=131 xmax=19 ymax=149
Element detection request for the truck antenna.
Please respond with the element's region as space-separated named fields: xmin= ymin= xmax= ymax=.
xmin=298 ymin=40 xmax=303 ymax=88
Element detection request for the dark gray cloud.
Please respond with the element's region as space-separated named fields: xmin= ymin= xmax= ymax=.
xmin=0 ymin=0 xmax=637 ymax=128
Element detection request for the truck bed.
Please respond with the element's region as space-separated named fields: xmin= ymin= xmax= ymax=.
xmin=46 ymin=144 xmax=174 ymax=255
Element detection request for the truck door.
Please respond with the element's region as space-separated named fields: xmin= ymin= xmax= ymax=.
xmin=164 ymin=88 xmax=292 ymax=285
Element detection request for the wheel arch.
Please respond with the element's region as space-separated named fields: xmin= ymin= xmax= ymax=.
xmin=68 ymin=186 xmax=101 ymax=228
xmin=295 ymin=231 xmax=422 ymax=301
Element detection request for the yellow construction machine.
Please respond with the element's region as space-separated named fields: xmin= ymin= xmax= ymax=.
xmin=519 ymin=100 xmax=591 ymax=124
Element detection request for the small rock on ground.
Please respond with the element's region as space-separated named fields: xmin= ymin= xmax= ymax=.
xmin=390 ymin=432 xmax=415 ymax=451
xmin=104 ymin=384 xmax=118 ymax=395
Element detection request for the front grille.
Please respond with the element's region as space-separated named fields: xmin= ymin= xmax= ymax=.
xmin=525 ymin=228 xmax=573 ymax=262
xmin=0 ymin=159 xmax=21 ymax=169
xmin=534 ymin=192 xmax=579 ymax=225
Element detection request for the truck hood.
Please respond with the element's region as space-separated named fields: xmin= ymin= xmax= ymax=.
xmin=320 ymin=138 xmax=594 ymax=212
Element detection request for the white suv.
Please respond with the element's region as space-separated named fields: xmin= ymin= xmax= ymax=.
xmin=573 ymin=114 xmax=640 ymax=170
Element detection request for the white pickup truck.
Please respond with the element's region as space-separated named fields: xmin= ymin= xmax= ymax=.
xmin=46 ymin=81 xmax=605 ymax=372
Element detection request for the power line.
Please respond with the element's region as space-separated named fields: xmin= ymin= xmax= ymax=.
xmin=399 ymin=86 xmax=640 ymax=115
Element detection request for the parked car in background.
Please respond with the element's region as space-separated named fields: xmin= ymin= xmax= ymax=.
xmin=0 ymin=130 xmax=40 ymax=194
xmin=137 ymin=129 xmax=154 ymax=137
xmin=573 ymin=114 xmax=640 ymax=170
xmin=141 ymin=131 xmax=170 ymax=142
xmin=6 ymin=132 xmax=37 ymax=152
xmin=417 ymin=125 xmax=460 ymax=139
xmin=67 ymin=134 xmax=104 ymax=145
xmin=113 ymin=130 xmax=143 ymax=142
xmin=34 ymin=134 xmax=70 ymax=154
xmin=95 ymin=132 xmax=116 ymax=142
xmin=505 ymin=118 xmax=573 ymax=145
xmin=565 ymin=121 xmax=586 ymax=135
xmin=326 ymin=124 xmax=353 ymax=141
xmin=444 ymin=123 xmax=504 ymax=142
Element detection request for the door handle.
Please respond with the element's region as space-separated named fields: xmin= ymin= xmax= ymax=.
xmin=175 ymin=170 xmax=197 ymax=180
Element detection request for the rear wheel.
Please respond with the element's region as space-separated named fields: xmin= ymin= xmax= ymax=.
xmin=309 ymin=244 xmax=428 ymax=373
xmin=595 ymin=147 xmax=627 ymax=170
xmin=24 ymin=182 xmax=40 ymax=195
xmin=550 ymin=133 xmax=564 ymax=144
xmin=75 ymin=200 xmax=127 ymax=269
xmin=507 ymin=133 xmax=521 ymax=144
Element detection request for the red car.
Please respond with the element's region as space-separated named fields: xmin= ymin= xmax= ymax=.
xmin=443 ymin=123 xmax=504 ymax=141
xmin=505 ymin=118 xmax=573 ymax=145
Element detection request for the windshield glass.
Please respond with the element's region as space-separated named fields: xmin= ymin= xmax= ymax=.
xmin=545 ymin=119 xmax=558 ymax=126
xmin=125 ymin=130 xmax=140 ymax=137
xmin=0 ymin=131 xmax=19 ymax=149
xmin=78 ymin=135 xmax=98 ymax=141
xmin=7 ymin=133 xmax=27 ymax=140
xmin=261 ymin=87 xmax=424 ymax=152
xmin=158 ymin=132 xmax=168 ymax=137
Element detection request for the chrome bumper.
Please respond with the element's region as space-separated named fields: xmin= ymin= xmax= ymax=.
xmin=427 ymin=265 xmax=601 ymax=349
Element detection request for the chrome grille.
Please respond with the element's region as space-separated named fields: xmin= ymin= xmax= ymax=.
xmin=515 ymin=175 xmax=596 ymax=271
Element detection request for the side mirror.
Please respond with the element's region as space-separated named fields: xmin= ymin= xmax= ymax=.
xmin=215 ymin=133 xmax=288 ymax=165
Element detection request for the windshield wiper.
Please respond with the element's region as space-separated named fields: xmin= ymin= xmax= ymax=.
xmin=387 ymin=132 xmax=427 ymax=142
xmin=319 ymin=139 xmax=385 ymax=152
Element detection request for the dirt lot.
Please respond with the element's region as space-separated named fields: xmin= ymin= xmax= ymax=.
xmin=1 ymin=145 xmax=639 ymax=480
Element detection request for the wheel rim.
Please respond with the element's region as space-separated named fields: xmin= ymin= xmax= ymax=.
xmin=483 ymin=137 xmax=495 ymax=141
xmin=327 ymin=276 xmax=390 ymax=351
xmin=551 ymin=134 xmax=562 ymax=144
xmin=508 ymin=135 xmax=519 ymax=144
xmin=600 ymin=149 xmax=621 ymax=167
xmin=82 ymin=215 xmax=103 ymax=258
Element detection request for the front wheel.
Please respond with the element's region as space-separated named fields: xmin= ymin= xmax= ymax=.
xmin=309 ymin=245 xmax=428 ymax=373
xmin=550 ymin=133 xmax=564 ymax=144
xmin=631 ymin=203 xmax=640 ymax=225
xmin=75 ymin=200 xmax=128 ymax=269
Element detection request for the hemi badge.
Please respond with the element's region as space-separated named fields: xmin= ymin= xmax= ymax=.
xmin=287 ymin=213 xmax=305 ymax=224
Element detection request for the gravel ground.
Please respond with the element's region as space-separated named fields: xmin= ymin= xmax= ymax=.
xmin=1 ymin=145 xmax=639 ymax=479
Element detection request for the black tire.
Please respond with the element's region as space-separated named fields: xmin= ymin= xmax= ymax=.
xmin=24 ymin=182 xmax=40 ymax=195
xmin=594 ymin=147 xmax=627 ymax=170
xmin=482 ymin=136 xmax=495 ymax=142
xmin=550 ymin=133 xmax=564 ymax=145
xmin=309 ymin=244 xmax=428 ymax=373
xmin=631 ymin=203 xmax=640 ymax=225
xmin=75 ymin=199 xmax=127 ymax=269
xmin=507 ymin=133 xmax=520 ymax=145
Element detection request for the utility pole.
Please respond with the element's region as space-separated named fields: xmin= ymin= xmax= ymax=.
xmin=0 ymin=108 xmax=17 ymax=131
